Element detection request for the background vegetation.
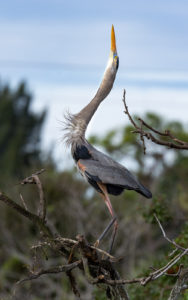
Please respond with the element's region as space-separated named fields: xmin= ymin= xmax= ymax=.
xmin=0 ymin=81 xmax=187 ymax=299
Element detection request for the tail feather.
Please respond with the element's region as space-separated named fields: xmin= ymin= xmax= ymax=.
xmin=137 ymin=183 xmax=152 ymax=199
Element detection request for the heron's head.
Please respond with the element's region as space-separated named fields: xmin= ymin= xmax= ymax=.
xmin=108 ymin=25 xmax=119 ymax=72
xmin=95 ymin=25 xmax=119 ymax=101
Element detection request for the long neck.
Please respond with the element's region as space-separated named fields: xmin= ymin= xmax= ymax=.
xmin=76 ymin=66 xmax=116 ymax=131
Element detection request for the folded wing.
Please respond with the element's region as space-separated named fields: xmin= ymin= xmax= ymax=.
xmin=78 ymin=159 xmax=152 ymax=198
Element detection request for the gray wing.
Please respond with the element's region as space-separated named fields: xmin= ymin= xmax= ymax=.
xmin=79 ymin=158 xmax=145 ymax=191
xmin=86 ymin=141 xmax=124 ymax=169
xmin=82 ymin=141 xmax=152 ymax=198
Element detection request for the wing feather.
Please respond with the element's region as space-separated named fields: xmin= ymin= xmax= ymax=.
xmin=79 ymin=159 xmax=152 ymax=198
xmin=80 ymin=159 xmax=138 ymax=189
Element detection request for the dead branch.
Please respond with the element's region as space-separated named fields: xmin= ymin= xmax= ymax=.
xmin=1 ymin=171 xmax=188 ymax=299
xmin=168 ymin=268 xmax=188 ymax=300
xmin=20 ymin=169 xmax=45 ymax=185
xmin=122 ymin=89 xmax=188 ymax=152
xmin=16 ymin=260 xmax=82 ymax=285
xmin=0 ymin=191 xmax=52 ymax=238
xmin=19 ymin=169 xmax=46 ymax=221
xmin=154 ymin=214 xmax=187 ymax=253
xmin=32 ymin=174 xmax=46 ymax=221
xmin=99 ymin=248 xmax=188 ymax=286
xmin=19 ymin=193 xmax=28 ymax=211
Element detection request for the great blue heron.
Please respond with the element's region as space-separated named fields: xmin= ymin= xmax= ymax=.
xmin=64 ymin=25 xmax=152 ymax=251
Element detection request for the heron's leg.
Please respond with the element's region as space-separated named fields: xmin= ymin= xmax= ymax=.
xmin=109 ymin=220 xmax=118 ymax=254
xmin=94 ymin=216 xmax=117 ymax=247
xmin=95 ymin=183 xmax=118 ymax=253
xmin=98 ymin=183 xmax=114 ymax=217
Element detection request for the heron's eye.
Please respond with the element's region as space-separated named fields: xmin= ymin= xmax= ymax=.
xmin=113 ymin=55 xmax=119 ymax=70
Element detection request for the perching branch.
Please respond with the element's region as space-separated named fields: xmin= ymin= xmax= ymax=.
xmin=122 ymin=89 xmax=188 ymax=153
xmin=1 ymin=171 xmax=187 ymax=299
xmin=0 ymin=171 xmax=130 ymax=299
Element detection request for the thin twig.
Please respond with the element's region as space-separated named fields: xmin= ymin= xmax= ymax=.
xmin=95 ymin=249 xmax=188 ymax=286
xmin=19 ymin=193 xmax=28 ymax=211
xmin=122 ymin=89 xmax=139 ymax=129
xmin=153 ymin=249 xmax=188 ymax=280
xmin=139 ymin=119 xmax=146 ymax=154
xmin=15 ymin=260 xmax=82 ymax=285
xmin=20 ymin=169 xmax=45 ymax=185
xmin=0 ymin=192 xmax=53 ymax=238
xmin=32 ymin=174 xmax=46 ymax=221
xmin=154 ymin=214 xmax=187 ymax=252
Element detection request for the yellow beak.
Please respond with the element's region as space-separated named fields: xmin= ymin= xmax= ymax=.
xmin=111 ymin=25 xmax=117 ymax=53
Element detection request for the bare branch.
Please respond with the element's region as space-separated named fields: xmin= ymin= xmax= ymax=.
xmin=152 ymin=249 xmax=188 ymax=280
xmin=154 ymin=214 xmax=187 ymax=253
xmin=32 ymin=174 xmax=46 ymax=221
xmin=19 ymin=169 xmax=46 ymax=220
xmin=0 ymin=191 xmax=40 ymax=224
xmin=95 ymin=248 xmax=188 ymax=287
xmin=16 ymin=260 xmax=81 ymax=285
xmin=122 ymin=89 xmax=188 ymax=151
xmin=20 ymin=169 xmax=45 ymax=185
xmin=122 ymin=89 xmax=139 ymax=130
xmin=0 ymin=191 xmax=53 ymax=238
xmin=168 ymin=268 xmax=188 ymax=300
xmin=19 ymin=193 xmax=28 ymax=211
xmin=139 ymin=118 xmax=146 ymax=154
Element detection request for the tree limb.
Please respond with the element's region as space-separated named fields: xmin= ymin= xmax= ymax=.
xmin=17 ymin=260 xmax=82 ymax=284
xmin=168 ymin=268 xmax=188 ymax=300
xmin=0 ymin=191 xmax=53 ymax=238
xmin=1 ymin=171 xmax=187 ymax=300
xmin=122 ymin=89 xmax=188 ymax=152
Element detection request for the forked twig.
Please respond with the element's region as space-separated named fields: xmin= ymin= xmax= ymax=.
xmin=122 ymin=89 xmax=188 ymax=152
xmin=154 ymin=214 xmax=187 ymax=253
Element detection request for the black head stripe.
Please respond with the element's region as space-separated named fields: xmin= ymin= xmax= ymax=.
xmin=116 ymin=57 xmax=119 ymax=70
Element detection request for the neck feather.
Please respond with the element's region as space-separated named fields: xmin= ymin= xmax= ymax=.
xmin=63 ymin=112 xmax=86 ymax=146
xmin=77 ymin=65 xmax=116 ymax=127
xmin=63 ymin=56 xmax=117 ymax=146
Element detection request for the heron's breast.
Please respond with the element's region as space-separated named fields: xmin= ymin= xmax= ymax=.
xmin=77 ymin=160 xmax=88 ymax=181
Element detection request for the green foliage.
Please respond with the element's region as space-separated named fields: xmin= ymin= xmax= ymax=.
xmin=2 ymin=256 xmax=25 ymax=273
xmin=184 ymin=290 xmax=188 ymax=300
xmin=0 ymin=81 xmax=46 ymax=179
xmin=175 ymin=222 xmax=188 ymax=249
xmin=143 ymin=195 xmax=172 ymax=224
xmin=93 ymin=287 xmax=107 ymax=300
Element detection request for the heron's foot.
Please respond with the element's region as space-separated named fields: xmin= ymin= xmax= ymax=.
xmin=94 ymin=239 xmax=100 ymax=248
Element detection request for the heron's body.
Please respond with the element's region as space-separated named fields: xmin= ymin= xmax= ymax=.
xmin=64 ymin=26 xmax=152 ymax=249
xmin=70 ymin=139 xmax=152 ymax=198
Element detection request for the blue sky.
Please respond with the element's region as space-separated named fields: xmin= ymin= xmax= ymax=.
xmin=0 ymin=0 xmax=188 ymax=167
